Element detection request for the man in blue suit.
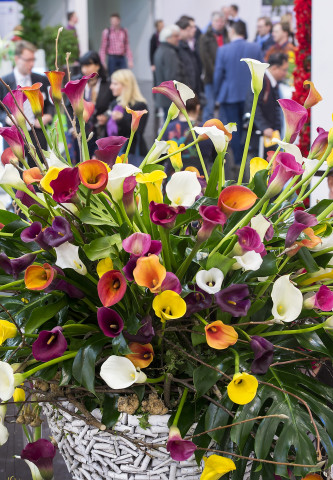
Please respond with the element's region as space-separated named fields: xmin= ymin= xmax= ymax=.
xmin=214 ymin=21 xmax=263 ymax=165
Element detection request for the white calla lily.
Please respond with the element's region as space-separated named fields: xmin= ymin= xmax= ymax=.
xmin=166 ymin=171 xmax=201 ymax=207
xmin=310 ymin=233 xmax=333 ymax=252
xmin=233 ymin=250 xmax=263 ymax=272
xmin=226 ymin=123 xmax=237 ymax=134
xmin=0 ymin=405 xmax=8 ymax=446
xmin=24 ymin=460 xmax=43 ymax=480
xmin=0 ymin=361 xmax=24 ymax=401
xmin=55 ymin=242 xmax=87 ymax=275
xmin=174 ymin=80 xmax=195 ymax=105
xmin=107 ymin=163 xmax=141 ymax=201
xmin=272 ymin=139 xmax=303 ymax=165
xmin=302 ymin=158 xmax=320 ymax=180
xmin=241 ymin=58 xmax=270 ymax=95
xmin=100 ymin=356 xmax=147 ymax=389
xmin=196 ymin=268 xmax=224 ymax=294
xmin=145 ymin=140 xmax=170 ymax=164
xmin=271 ymin=275 xmax=303 ymax=323
xmin=250 ymin=214 xmax=271 ymax=241
xmin=47 ymin=150 xmax=67 ymax=168
xmin=0 ymin=164 xmax=25 ymax=189
xmin=193 ymin=126 xmax=227 ymax=153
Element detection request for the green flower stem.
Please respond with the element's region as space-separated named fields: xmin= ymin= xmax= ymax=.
xmin=267 ymin=145 xmax=281 ymax=168
xmin=237 ymin=92 xmax=259 ymax=185
xmin=55 ymin=102 xmax=71 ymax=165
xmin=140 ymin=114 xmax=172 ymax=168
xmin=260 ymin=324 xmax=326 ymax=337
xmin=175 ymin=241 xmax=201 ymax=281
xmin=157 ymin=320 xmax=166 ymax=348
xmin=85 ymin=189 xmax=92 ymax=208
xmin=195 ymin=313 xmax=208 ymax=326
xmin=21 ymin=185 xmax=48 ymax=208
xmin=317 ymin=201 xmax=333 ymax=222
xmin=21 ymin=124 xmax=44 ymax=170
xmin=217 ymin=151 xmax=223 ymax=196
xmin=267 ymin=174 xmax=300 ymax=215
xmin=78 ymin=115 xmax=89 ymax=162
xmin=124 ymin=130 xmax=135 ymax=160
xmin=118 ymin=200 xmax=133 ymax=228
xmin=182 ymin=109 xmax=209 ymax=181
xmin=85 ymin=272 xmax=98 ymax=285
xmin=172 ymin=387 xmax=188 ymax=427
xmin=313 ymin=247 xmax=333 ymax=257
xmin=234 ymin=327 xmax=251 ymax=342
xmin=0 ymin=279 xmax=24 ymax=291
xmin=150 ymin=139 xmax=199 ymax=165
xmin=146 ymin=374 xmax=166 ymax=384
xmin=230 ymin=348 xmax=240 ymax=374
xmin=33 ymin=421 xmax=41 ymax=441
xmin=300 ymin=282 xmax=333 ymax=292
xmin=1 ymin=186 xmax=30 ymax=218
xmin=82 ymin=297 xmax=98 ymax=311
xmin=158 ymin=226 xmax=172 ymax=272
xmin=22 ymin=424 xmax=33 ymax=443
xmin=37 ymin=116 xmax=52 ymax=149
xmin=21 ymin=352 xmax=77 ymax=380
xmin=299 ymin=167 xmax=331 ymax=204
xmin=134 ymin=210 xmax=148 ymax=234
xmin=0 ymin=232 xmax=13 ymax=237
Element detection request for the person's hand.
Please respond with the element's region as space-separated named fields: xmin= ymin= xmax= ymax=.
xmin=263 ymin=128 xmax=274 ymax=138
xmin=128 ymin=59 xmax=134 ymax=69
xmin=96 ymin=114 xmax=108 ymax=125
xmin=33 ymin=118 xmax=41 ymax=129
xmin=151 ymin=65 xmax=156 ymax=72
xmin=111 ymin=110 xmax=123 ymax=121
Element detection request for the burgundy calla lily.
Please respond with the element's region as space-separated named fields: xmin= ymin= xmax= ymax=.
xmin=2 ymin=88 xmax=27 ymax=127
xmin=250 ymin=336 xmax=274 ymax=375
xmin=236 ymin=226 xmax=265 ymax=254
xmin=21 ymin=438 xmax=56 ymax=480
xmin=166 ymin=425 xmax=197 ymax=461
xmin=152 ymin=81 xmax=186 ymax=112
xmin=149 ymin=201 xmax=186 ymax=229
xmin=197 ymin=205 xmax=227 ymax=243
xmin=215 ymin=284 xmax=251 ymax=317
xmin=160 ymin=272 xmax=182 ymax=294
xmin=285 ymin=210 xmax=318 ymax=248
xmin=267 ymin=152 xmax=304 ymax=198
xmin=95 ymin=136 xmax=128 ymax=167
xmin=32 ymin=326 xmax=67 ymax=361
xmin=278 ymin=99 xmax=308 ymax=144
xmin=50 ymin=167 xmax=80 ymax=203
xmin=61 ymin=73 xmax=97 ymax=117
xmin=45 ymin=266 xmax=84 ymax=299
xmin=42 ymin=217 xmax=74 ymax=247
xmin=123 ymin=315 xmax=155 ymax=344
xmin=0 ymin=252 xmax=36 ymax=279
xmin=309 ymin=127 xmax=328 ymax=160
xmin=97 ymin=307 xmax=124 ymax=337
xmin=0 ymin=125 xmax=25 ymax=161
xmin=123 ymin=176 xmax=137 ymax=218
xmin=20 ymin=221 xmax=51 ymax=250
xmin=16 ymin=184 xmax=40 ymax=208
xmin=185 ymin=286 xmax=212 ymax=317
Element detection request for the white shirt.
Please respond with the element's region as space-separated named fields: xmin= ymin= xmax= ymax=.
xmin=13 ymin=67 xmax=34 ymax=129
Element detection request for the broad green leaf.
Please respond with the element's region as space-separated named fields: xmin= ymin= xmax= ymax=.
xmin=193 ymin=413 xmax=211 ymax=464
xmin=191 ymin=324 xmax=206 ymax=346
xmin=205 ymin=395 xmax=233 ymax=443
xmin=206 ymin=252 xmax=236 ymax=276
xmin=72 ymin=335 xmax=107 ymax=393
xmin=102 ymin=394 xmax=120 ymax=428
xmin=83 ymin=235 xmax=121 ymax=261
xmin=193 ymin=359 xmax=223 ymax=398
xmin=297 ymin=247 xmax=319 ymax=273
xmin=252 ymin=169 xmax=269 ymax=198
xmin=24 ymin=297 xmax=67 ymax=334
xmin=247 ymin=253 xmax=278 ymax=278
xmin=112 ymin=332 xmax=132 ymax=355
xmin=308 ymin=199 xmax=332 ymax=216
xmin=80 ymin=207 xmax=117 ymax=226
xmin=295 ymin=331 xmax=332 ymax=357
xmin=0 ymin=210 xmax=22 ymax=225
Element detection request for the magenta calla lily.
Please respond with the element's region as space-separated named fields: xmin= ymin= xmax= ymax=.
xmin=21 ymin=438 xmax=56 ymax=480
xmin=166 ymin=425 xmax=197 ymax=461
xmin=278 ymin=99 xmax=308 ymax=144
xmin=97 ymin=307 xmax=124 ymax=337
xmin=123 ymin=176 xmax=137 ymax=218
xmin=285 ymin=211 xmax=318 ymax=248
xmin=50 ymin=167 xmax=80 ymax=203
xmin=152 ymin=81 xmax=187 ymax=112
xmin=304 ymin=285 xmax=333 ymax=311
xmin=0 ymin=125 xmax=25 ymax=161
xmin=197 ymin=205 xmax=227 ymax=243
xmin=267 ymin=152 xmax=304 ymax=198
xmin=95 ymin=136 xmax=128 ymax=167
xmin=160 ymin=272 xmax=182 ymax=294
xmin=62 ymin=73 xmax=97 ymax=117
xmin=149 ymin=201 xmax=186 ymax=229
xmin=123 ymin=233 xmax=152 ymax=257
xmin=2 ymin=88 xmax=27 ymax=127
xmin=236 ymin=226 xmax=265 ymax=254
xmin=32 ymin=326 xmax=68 ymax=361
xmin=16 ymin=185 xmax=40 ymax=208
xmin=309 ymin=127 xmax=328 ymax=160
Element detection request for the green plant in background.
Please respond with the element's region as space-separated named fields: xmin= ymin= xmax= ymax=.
xmin=42 ymin=26 xmax=79 ymax=70
xmin=16 ymin=0 xmax=43 ymax=48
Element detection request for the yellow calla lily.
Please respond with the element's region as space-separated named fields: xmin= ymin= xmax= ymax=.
xmin=152 ymin=290 xmax=186 ymax=322
xmin=249 ymin=157 xmax=268 ymax=181
xmin=166 ymin=140 xmax=184 ymax=171
xmin=13 ymin=387 xmax=25 ymax=403
xmin=115 ymin=154 xmax=127 ymax=164
xmin=227 ymin=372 xmax=258 ymax=405
xmin=0 ymin=320 xmax=17 ymax=345
xmin=40 ymin=166 xmax=63 ymax=194
xmin=136 ymin=170 xmax=167 ymax=203
xmin=97 ymin=258 xmax=114 ymax=278
xmin=200 ymin=454 xmax=236 ymax=480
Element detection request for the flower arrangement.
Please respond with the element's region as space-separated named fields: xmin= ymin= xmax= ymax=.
xmin=0 ymin=50 xmax=332 ymax=480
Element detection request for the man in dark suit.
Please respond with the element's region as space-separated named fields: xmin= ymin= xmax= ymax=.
xmin=0 ymin=40 xmax=54 ymax=165
xmin=213 ymin=21 xmax=262 ymax=165
xmin=228 ymin=4 xmax=248 ymax=40
xmin=255 ymin=17 xmax=275 ymax=54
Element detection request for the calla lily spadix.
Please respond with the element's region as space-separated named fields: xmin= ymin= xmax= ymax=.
xmin=193 ymin=125 xmax=227 ymax=153
xmin=107 ymin=163 xmax=141 ymax=201
xmin=166 ymin=170 xmax=201 ymax=207
xmin=233 ymin=250 xmax=263 ymax=272
xmin=100 ymin=355 xmax=147 ymax=389
xmin=241 ymin=58 xmax=270 ymax=95
xmin=271 ymin=275 xmax=303 ymax=323
xmin=196 ymin=268 xmax=224 ymax=294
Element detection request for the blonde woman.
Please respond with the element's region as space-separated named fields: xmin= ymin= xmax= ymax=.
xmin=98 ymin=69 xmax=148 ymax=165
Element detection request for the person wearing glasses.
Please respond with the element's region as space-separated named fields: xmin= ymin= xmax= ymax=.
xmin=0 ymin=40 xmax=54 ymax=164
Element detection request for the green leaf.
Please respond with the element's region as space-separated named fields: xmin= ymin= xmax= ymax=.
xmin=206 ymin=252 xmax=236 ymax=276
xmin=0 ymin=210 xmax=22 ymax=225
xmin=205 ymin=396 xmax=233 ymax=443
xmin=205 ymin=153 xmax=220 ymax=198
xmin=295 ymin=331 xmax=332 ymax=357
xmin=142 ymin=164 xmax=164 ymax=173
xmin=251 ymin=169 xmax=269 ymax=198
xmin=193 ymin=359 xmax=223 ymax=398
xmin=132 ymin=385 xmax=146 ymax=403
xmin=80 ymin=207 xmax=117 ymax=226
xmin=247 ymin=253 xmax=278 ymax=279
xmin=102 ymin=394 xmax=120 ymax=428
xmin=24 ymin=296 xmax=67 ymax=334
xmin=191 ymin=324 xmax=206 ymax=346
xmin=72 ymin=336 xmax=107 ymax=393
xmin=193 ymin=413 xmax=211 ymax=464
xmin=297 ymin=247 xmax=319 ymax=273
xmin=83 ymin=235 xmax=121 ymax=261
xmin=308 ymin=199 xmax=332 ymax=216
xmin=112 ymin=332 xmax=131 ymax=355
xmin=60 ymin=359 xmax=72 ymax=386
xmin=28 ymin=204 xmax=50 ymax=226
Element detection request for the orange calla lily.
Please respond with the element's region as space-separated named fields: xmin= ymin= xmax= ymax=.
xmin=126 ymin=342 xmax=154 ymax=368
xmin=19 ymin=83 xmax=44 ymax=117
xmin=125 ymin=107 xmax=148 ymax=132
xmin=45 ymin=71 xmax=65 ymax=103
xmin=23 ymin=167 xmax=43 ymax=185
xmin=202 ymin=118 xmax=233 ymax=141
xmin=218 ymin=185 xmax=257 ymax=218
xmin=303 ymin=80 xmax=323 ymax=109
xmin=205 ymin=320 xmax=238 ymax=349
xmin=78 ymin=159 xmax=108 ymax=194
xmin=287 ymin=227 xmax=321 ymax=257
xmin=301 ymin=475 xmax=322 ymax=480
xmin=24 ymin=263 xmax=55 ymax=291
xmin=133 ymin=254 xmax=166 ymax=293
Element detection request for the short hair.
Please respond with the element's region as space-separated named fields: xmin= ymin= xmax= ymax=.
xmin=274 ymin=21 xmax=290 ymax=34
xmin=185 ymin=96 xmax=200 ymax=113
xmin=15 ymin=40 xmax=36 ymax=57
xmin=267 ymin=52 xmax=288 ymax=67
xmin=211 ymin=11 xmax=224 ymax=21
xmin=258 ymin=16 xmax=272 ymax=28
xmin=67 ymin=11 xmax=75 ymax=22
xmin=110 ymin=13 xmax=120 ymax=19
xmin=159 ymin=24 xmax=180 ymax=42
xmin=230 ymin=4 xmax=239 ymax=13
xmin=176 ymin=16 xmax=194 ymax=30
xmin=155 ymin=19 xmax=163 ymax=29
xmin=229 ymin=20 xmax=246 ymax=37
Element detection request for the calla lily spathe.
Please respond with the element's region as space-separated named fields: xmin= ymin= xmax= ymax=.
xmin=100 ymin=355 xmax=147 ymax=389
xmin=250 ymin=214 xmax=272 ymax=242
xmin=241 ymin=58 xmax=270 ymax=95
xmin=136 ymin=170 xmax=167 ymax=203
xmin=0 ymin=320 xmax=17 ymax=345
xmin=303 ymin=80 xmax=322 ymax=109
xmin=145 ymin=140 xmax=170 ymax=164
xmin=233 ymin=250 xmax=263 ymax=272
xmin=227 ymin=372 xmax=258 ymax=405
xmin=193 ymin=125 xmax=227 ymax=153
xmin=249 ymin=157 xmax=268 ymax=181
xmin=0 ymin=163 xmax=25 ymax=189
xmin=273 ymin=138 xmax=303 ymax=165
xmin=152 ymin=80 xmax=195 ymax=112
xmin=153 ymin=290 xmax=187 ymax=322
xmin=54 ymin=242 xmax=87 ymax=275
xmin=0 ymin=405 xmax=8 ymax=446
xmin=0 ymin=361 xmax=24 ymax=401
xmin=166 ymin=170 xmax=201 ymax=207
xmin=107 ymin=163 xmax=141 ymax=201
xmin=196 ymin=268 xmax=224 ymax=294
xmin=271 ymin=275 xmax=303 ymax=323
xmin=201 ymin=454 xmax=236 ymax=480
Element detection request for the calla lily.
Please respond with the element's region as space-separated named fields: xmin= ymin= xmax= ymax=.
xmin=185 ymin=287 xmax=212 ymax=317
xmin=273 ymin=139 xmax=303 ymax=165
xmin=236 ymin=226 xmax=265 ymax=254
xmin=42 ymin=217 xmax=74 ymax=248
xmin=123 ymin=176 xmax=137 ymax=218
xmin=303 ymin=80 xmax=322 ymax=109
xmin=166 ymin=425 xmax=197 ymax=461
xmin=19 ymin=83 xmax=44 ymax=116
xmin=249 ymin=157 xmax=268 ymax=180
xmin=21 ymin=439 xmax=57 ymax=480
xmin=278 ymin=99 xmax=308 ymax=144
xmin=32 ymin=326 xmax=68 ymax=361
xmin=149 ymin=201 xmax=186 ymax=229
xmin=136 ymin=170 xmax=167 ymax=203
xmin=202 ymin=118 xmax=234 ymax=141
xmin=82 ymin=99 xmax=95 ymax=123
xmin=78 ymin=159 xmax=108 ymax=194
xmin=20 ymin=222 xmax=50 ymax=250
xmin=303 ymin=285 xmax=333 ymax=311
xmin=123 ymin=232 xmax=152 ymax=257
xmin=285 ymin=210 xmax=318 ymax=248
xmin=153 ymin=290 xmax=187 ymax=322
xmin=145 ymin=140 xmax=170 ymax=164
xmin=205 ymin=320 xmax=238 ymax=349
xmin=301 ymin=475 xmax=322 ymax=480
xmin=0 ymin=405 xmax=9 ymax=446
xmin=97 ymin=307 xmax=124 ymax=337
xmin=233 ymin=250 xmax=263 ymax=271
xmin=287 ymin=227 xmax=321 ymax=257
xmin=196 ymin=268 xmax=224 ymax=294
xmin=123 ymin=315 xmax=155 ymax=344
xmin=23 ymin=460 xmax=43 ymax=480
xmin=308 ymin=127 xmax=328 ymax=160
xmin=250 ymin=336 xmax=274 ymax=375
xmin=241 ymin=58 xmax=270 ymax=95
xmin=160 ymin=272 xmax=182 ymax=294
xmin=2 ymin=88 xmax=27 ymax=127
xmin=50 ymin=167 xmax=81 ymax=203
xmin=95 ymin=136 xmax=128 ymax=167
xmin=0 ymin=320 xmax=17 ymax=345
xmin=25 ymin=263 xmax=56 ymax=291
xmin=215 ymin=284 xmax=251 ymax=317
xmin=218 ymin=185 xmax=257 ymax=217
xmin=166 ymin=140 xmax=183 ymax=171
xmin=133 ymin=254 xmax=166 ymax=293
xmin=98 ymin=270 xmax=127 ymax=307
xmin=125 ymin=342 xmax=154 ymax=368
xmin=40 ymin=166 xmax=64 ymax=194
xmin=271 ymin=275 xmax=303 ymax=323
xmin=152 ymin=80 xmax=195 ymax=112
xmin=100 ymin=355 xmax=147 ymax=389
xmin=54 ymin=242 xmax=87 ymax=275
xmin=0 ymin=252 xmax=36 ymax=279
xmin=197 ymin=205 xmax=227 ymax=243
xmin=201 ymin=455 xmax=236 ymax=480
xmin=126 ymin=106 xmax=148 ymax=133
xmin=193 ymin=125 xmax=227 ymax=153
xmin=0 ymin=163 xmax=25 ymax=189
xmin=23 ymin=167 xmax=43 ymax=185
xmin=13 ymin=387 xmax=26 ymax=403
xmin=266 ymin=152 xmax=304 ymax=198
xmin=45 ymin=71 xmax=65 ymax=103
xmin=1 ymin=147 xmax=19 ymax=166
xmin=227 ymin=372 xmax=258 ymax=405
xmin=166 ymin=170 xmax=201 ymax=207
xmin=62 ymin=73 xmax=97 ymax=117
xmin=107 ymin=163 xmax=141 ymax=201
xmin=0 ymin=361 xmax=24 ymax=401
xmin=250 ymin=214 xmax=272 ymax=242
xmin=0 ymin=125 xmax=25 ymax=162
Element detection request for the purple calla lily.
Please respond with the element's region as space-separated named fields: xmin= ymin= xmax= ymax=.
xmin=50 ymin=167 xmax=80 ymax=203
xmin=152 ymin=81 xmax=186 ymax=111
xmin=2 ymin=88 xmax=27 ymax=127
xmin=166 ymin=425 xmax=197 ymax=461
xmin=160 ymin=272 xmax=182 ymax=294
xmin=97 ymin=307 xmax=124 ymax=337
xmin=0 ymin=125 xmax=25 ymax=161
xmin=21 ymin=438 xmax=56 ymax=480
xmin=149 ymin=201 xmax=186 ymax=229
xmin=20 ymin=222 xmax=51 ymax=250
xmin=95 ymin=136 xmax=128 ymax=167
xmin=16 ymin=185 xmax=40 ymax=208
xmin=185 ymin=286 xmax=212 ymax=317
xmin=250 ymin=336 xmax=274 ymax=375
xmin=123 ymin=315 xmax=155 ymax=344
xmin=62 ymin=73 xmax=97 ymax=117
xmin=42 ymin=217 xmax=74 ymax=247
xmin=0 ymin=252 xmax=36 ymax=279
xmin=285 ymin=210 xmax=318 ymax=248
xmin=309 ymin=127 xmax=328 ymax=160
xmin=215 ymin=284 xmax=251 ymax=317
xmin=45 ymin=266 xmax=84 ymax=298
xmin=122 ymin=257 xmax=138 ymax=281
xmin=236 ymin=226 xmax=265 ymax=254
xmin=32 ymin=326 xmax=68 ymax=361
xmin=197 ymin=205 xmax=227 ymax=243
xmin=278 ymin=99 xmax=308 ymax=144
xmin=267 ymin=152 xmax=304 ymax=198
